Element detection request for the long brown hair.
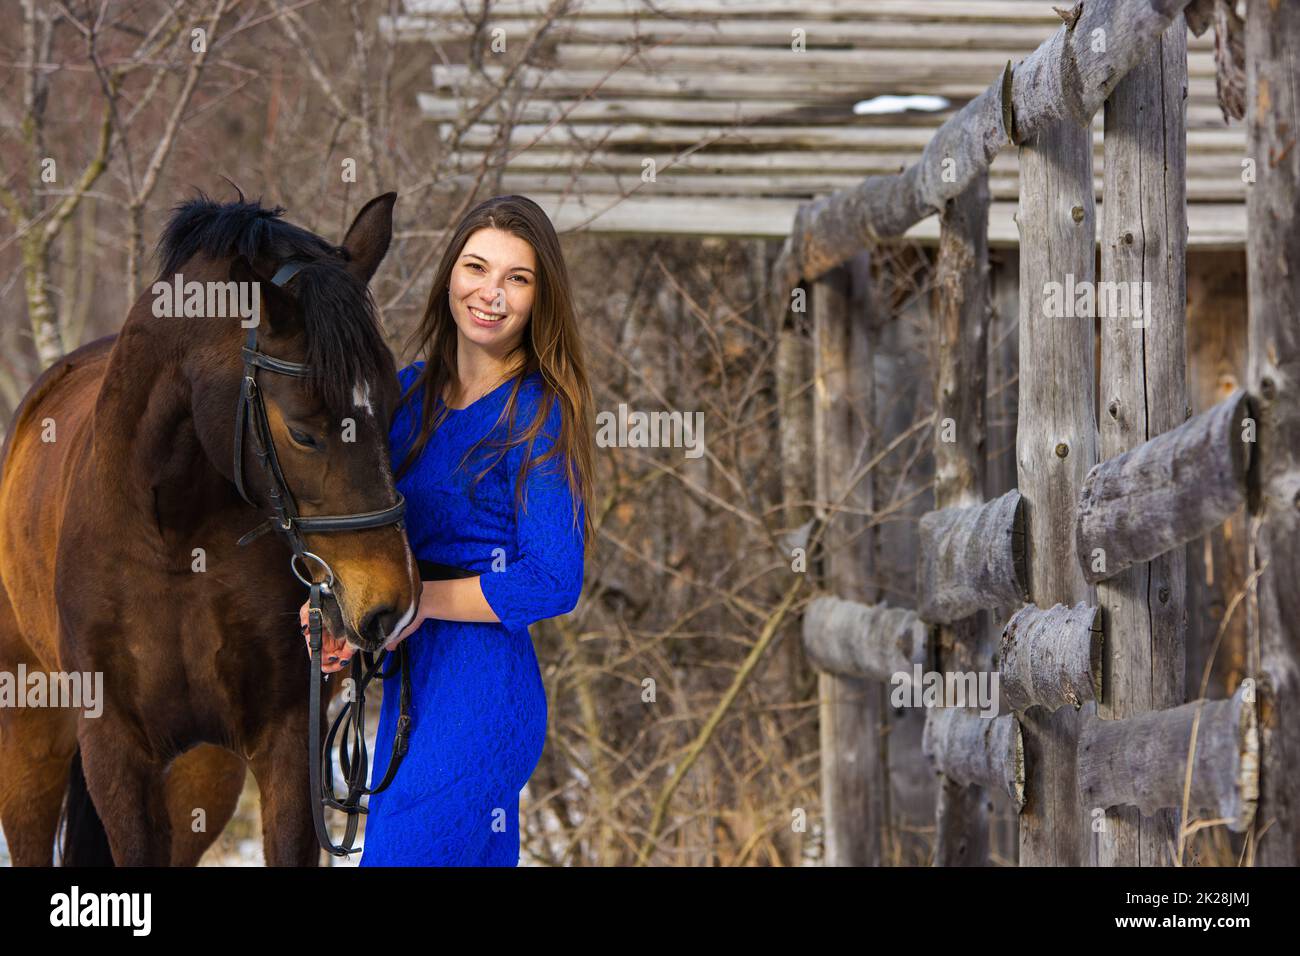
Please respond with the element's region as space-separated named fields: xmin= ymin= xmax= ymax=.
xmin=394 ymin=195 xmax=594 ymax=548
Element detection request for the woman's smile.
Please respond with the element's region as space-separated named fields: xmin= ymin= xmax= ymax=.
xmin=468 ymin=304 xmax=507 ymax=326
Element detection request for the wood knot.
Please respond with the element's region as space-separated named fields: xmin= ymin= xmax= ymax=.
xmin=1122 ymin=231 xmax=1134 ymax=245
xmin=1107 ymin=400 xmax=1119 ymax=419
xmin=1055 ymin=442 xmax=1070 ymax=459
xmin=1158 ymin=586 xmax=1171 ymax=604
xmin=1071 ymin=205 xmax=1085 ymax=223
xmin=1260 ymin=377 xmax=1277 ymax=400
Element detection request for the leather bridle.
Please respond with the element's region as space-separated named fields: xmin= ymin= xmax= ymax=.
xmin=231 ymin=258 xmax=411 ymax=858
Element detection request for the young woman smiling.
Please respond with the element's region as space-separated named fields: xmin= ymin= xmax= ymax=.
xmin=299 ymin=194 xmax=593 ymax=866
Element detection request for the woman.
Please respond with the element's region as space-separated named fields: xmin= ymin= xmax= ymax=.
xmin=299 ymin=195 xmax=593 ymax=866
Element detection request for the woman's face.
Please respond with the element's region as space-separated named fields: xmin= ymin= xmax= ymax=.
xmin=448 ymin=227 xmax=537 ymax=361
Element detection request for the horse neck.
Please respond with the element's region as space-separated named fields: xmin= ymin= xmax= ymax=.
xmin=91 ymin=260 xmax=239 ymax=513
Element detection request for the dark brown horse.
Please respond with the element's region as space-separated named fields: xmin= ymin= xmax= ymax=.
xmin=0 ymin=192 xmax=419 ymax=865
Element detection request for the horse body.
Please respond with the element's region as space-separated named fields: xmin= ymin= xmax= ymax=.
xmin=0 ymin=194 xmax=416 ymax=866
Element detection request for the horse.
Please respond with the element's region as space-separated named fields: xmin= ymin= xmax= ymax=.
xmin=0 ymin=191 xmax=420 ymax=866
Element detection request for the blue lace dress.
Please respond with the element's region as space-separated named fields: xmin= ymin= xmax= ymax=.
xmin=357 ymin=361 xmax=584 ymax=866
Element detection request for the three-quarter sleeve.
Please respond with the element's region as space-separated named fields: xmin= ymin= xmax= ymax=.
xmin=478 ymin=396 xmax=585 ymax=631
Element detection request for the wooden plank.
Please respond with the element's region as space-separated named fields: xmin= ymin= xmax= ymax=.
xmin=1076 ymin=390 xmax=1252 ymax=584
xmin=423 ymin=63 xmax=1250 ymax=124
xmin=416 ymin=89 xmax=1243 ymax=131
xmin=552 ymin=45 xmax=1221 ymax=80
xmin=1000 ymin=602 xmax=1104 ymax=713
xmin=446 ymin=144 xmax=1250 ymax=177
xmin=401 ymin=0 xmax=1089 ymax=23
xmin=923 ymin=708 xmax=1025 ymax=811
xmin=385 ymin=15 xmax=1094 ymax=49
xmin=1078 ymin=681 xmax=1259 ymax=833
xmin=918 ymin=489 xmax=1027 ymax=625
xmin=436 ymin=119 xmax=1246 ymax=155
xmin=513 ymin=194 xmax=1247 ymax=248
xmin=802 ymin=596 xmax=929 ymax=681
xmin=512 ymin=194 xmax=1247 ymax=248
xmin=1244 ymin=0 xmax=1300 ymax=867
xmin=430 ymin=62 xmax=998 ymax=100
xmin=472 ymin=170 xmax=1245 ymax=204
xmin=389 ymin=12 xmax=1216 ymax=52
xmin=426 ymin=60 xmax=1226 ymax=96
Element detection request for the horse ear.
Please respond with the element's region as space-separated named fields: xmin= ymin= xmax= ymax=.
xmin=230 ymin=255 xmax=296 ymax=333
xmin=339 ymin=192 xmax=397 ymax=285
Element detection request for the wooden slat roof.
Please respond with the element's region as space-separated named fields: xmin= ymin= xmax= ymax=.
xmin=384 ymin=0 xmax=1248 ymax=248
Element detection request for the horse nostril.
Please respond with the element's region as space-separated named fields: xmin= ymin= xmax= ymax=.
xmin=360 ymin=605 xmax=400 ymax=643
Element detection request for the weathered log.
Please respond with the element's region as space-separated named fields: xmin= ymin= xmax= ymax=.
xmin=1015 ymin=109 xmax=1097 ymax=867
xmin=1076 ymin=389 xmax=1251 ymax=585
xmin=1245 ymin=0 xmax=1300 ymax=867
xmin=770 ymin=0 xmax=1198 ymax=300
xmin=802 ymin=595 xmax=929 ymax=683
xmin=1078 ymin=681 xmax=1259 ymax=833
xmin=923 ymin=707 xmax=1026 ymax=813
xmin=1093 ymin=12 xmax=1190 ymax=867
xmin=1000 ymin=603 xmax=1103 ymax=714
xmin=919 ymin=489 xmax=1027 ymax=625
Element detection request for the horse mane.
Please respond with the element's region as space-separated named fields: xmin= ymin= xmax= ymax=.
xmin=152 ymin=191 xmax=391 ymax=419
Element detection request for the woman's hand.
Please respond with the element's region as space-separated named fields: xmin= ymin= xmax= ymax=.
xmin=299 ymin=599 xmax=354 ymax=673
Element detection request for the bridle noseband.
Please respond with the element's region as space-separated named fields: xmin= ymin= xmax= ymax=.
xmin=232 ymin=258 xmax=411 ymax=858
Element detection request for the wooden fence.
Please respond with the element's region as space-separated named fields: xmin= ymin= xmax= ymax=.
xmin=792 ymin=0 xmax=1294 ymax=866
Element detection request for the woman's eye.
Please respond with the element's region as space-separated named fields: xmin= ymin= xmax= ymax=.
xmin=289 ymin=428 xmax=318 ymax=449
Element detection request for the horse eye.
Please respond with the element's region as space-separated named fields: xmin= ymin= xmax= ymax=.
xmin=289 ymin=428 xmax=318 ymax=449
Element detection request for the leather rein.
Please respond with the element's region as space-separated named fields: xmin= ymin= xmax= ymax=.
xmin=231 ymin=259 xmax=411 ymax=859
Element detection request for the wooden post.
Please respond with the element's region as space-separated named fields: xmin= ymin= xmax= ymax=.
xmin=812 ymin=256 xmax=885 ymax=865
xmin=870 ymin=277 xmax=936 ymax=865
xmin=931 ymin=172 xmax=994 ymax=865
xmin=1094 ymin=14 xmax=1189 ymax=865
xmin=1244 ymin=0 xmax=1300 ymax=867
xmin=1016 ymin=112 xmax=1098 ymax=865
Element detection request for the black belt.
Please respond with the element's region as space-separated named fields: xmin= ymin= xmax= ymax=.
xmin=417 ymin=559 xmax=477 ymax=581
